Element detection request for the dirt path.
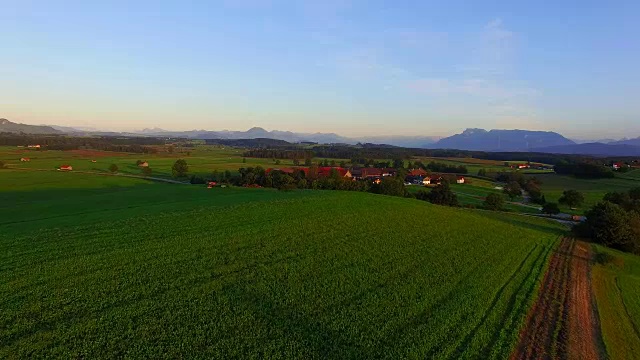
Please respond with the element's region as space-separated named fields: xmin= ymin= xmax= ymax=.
xmin=510 ymin=238 xmax=604 ymax=360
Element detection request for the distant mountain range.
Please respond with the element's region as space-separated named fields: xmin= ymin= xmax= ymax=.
xmin=2 ymin=118 xmax=640 ymax=156
xmin=432 ymin=128 xmax=575 ymax=152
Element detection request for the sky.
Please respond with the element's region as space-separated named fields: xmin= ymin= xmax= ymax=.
xmin=1 ymin=1 xmax=639 ymax=139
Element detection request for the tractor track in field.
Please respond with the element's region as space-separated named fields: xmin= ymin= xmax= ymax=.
xmin=510 ymin=238 xmax=605 ymax=360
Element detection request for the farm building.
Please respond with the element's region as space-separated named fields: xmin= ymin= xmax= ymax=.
xmin=612 ymin=162 xmax=625 ymax=170
xmin=59 ymin=165 xmax=73 ymax=171
xmin=91 ymin=160 xmax=97 ymax=163
xmin=456 ymin=176 xmax=465 ymax=184
xmin=20 ymin=157 xmax=30 ymax=162
xmin=408 ymin=168 xmax=428 ymax=177
xmin=426 ymin=175 xmax=443 ymax=185
xmin=207 ymin=181 xmax=217 ymax=188
xmin=138 ymin=162 xmax=149 ymax=168
xmin=350 ymin=167 xmax=396 ymax=180
xmin=27 ymin=144 xmax=41 ymax=149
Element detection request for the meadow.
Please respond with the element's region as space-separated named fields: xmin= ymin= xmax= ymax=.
xmin=592 ymin=246 xmax=640 ymax=360
xmin=0 ymin=169 xmax=566 ymax=358
xmin=533 ymin=173 xmax=640 ymax=214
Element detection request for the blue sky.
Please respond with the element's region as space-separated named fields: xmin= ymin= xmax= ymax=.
xmin=1 ymin=1 xmax=639 ymax=139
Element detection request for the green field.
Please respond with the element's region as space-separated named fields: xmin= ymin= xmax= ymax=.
xmin=592 ymin=246 xmax=640 ymax=360
xmin=0 ymin=169 xmax=566 ymax=358
xmin=533 ymin=174 xmax=639 ymax=214
xmin=0 ymin=146 xmax=294 ymax=179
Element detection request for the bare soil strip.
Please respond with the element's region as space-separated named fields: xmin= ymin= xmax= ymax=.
xmin=510 ymin=238 xmax=604 ymax=360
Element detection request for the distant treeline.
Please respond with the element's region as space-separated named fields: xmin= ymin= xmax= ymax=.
xmin=0 ymin=133 xmax=164 ymax=153
xmin=242 ymin=144 xmax=628 ymax=167
xmin=554 ymin=160 xmax=615 ymax=179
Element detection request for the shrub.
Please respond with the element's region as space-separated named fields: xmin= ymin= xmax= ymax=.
xmin=427 ymin=182 xmax=459 ymax=207
xmin=541 ymin=203 xmax=561 ymax=215
xmin=484 ymin=193 xmax=504 ymax=211
xmin=559 ymin=190 xmax=585 ymax=209
xmin=172 ymin=159 xmax=189 ymax=178
xmin=109 ymin=164 xmax=119 ymax=173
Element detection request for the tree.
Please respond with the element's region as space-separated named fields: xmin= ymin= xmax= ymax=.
xmin=172 ymin=159 xmax=189 ymax=177
xmin=428 ymin=181 xmax=459 ymax=207
xmin=304 ymin=158 xmax=312 ymax=166
xmin=478 ymin=168 xmax=487 ymax=177
xmin=293 ymin=158 xmax=300 ymax=166
xmin=242 ymin=157 xmax=247 ymax=163
xmin=503 ymin=181 xmax=522 ymax=200
xmin=109 ymin=164 xmax=119 ymax=173
xmin=376 ymin=177 xmax=406 ymax=197
xmin=483 ymin=193 xmax=504 ymax=211
xmin=167 ymin=145 xmax=174 ymax=154
xmin=142 ymin=167 xmax=152 ymax=176
xmin=559 ymin=190 xmax=585 ymax=209
xmin=136 ymin=160 xmax=144 ymax=166
xmin=542 ymin=202 xmax=561 ymax=215
xmin=275 ymin=159 xmax=281 ymax=165
xmin=393 ymin=159 xmax=404 ymax=169
xmin=629 ymin=187 xmax=640 ymax=201
xmin=583 ymin=202 xmax=635 ymax=253
xmin=0 ymin=161 xmax=5 ymax=169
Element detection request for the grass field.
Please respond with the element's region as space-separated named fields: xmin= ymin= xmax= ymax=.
xmin=533 ymin=174 xmax=639 ymax=215
xmin=0 ymin=146 xmax=293 ymax=179
xmin=0 ymin=168 xmax=566 ymax=358
xmin=412 ymin=156 xmax=553 ymax=175
xmin=592 ymin=245 xmax=640 ymax=360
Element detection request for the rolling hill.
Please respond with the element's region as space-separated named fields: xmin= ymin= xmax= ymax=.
xmin=0 ymin=118 xmax=61 ymax=134
xmin=0 ymin=172 xmax=565 ymax=358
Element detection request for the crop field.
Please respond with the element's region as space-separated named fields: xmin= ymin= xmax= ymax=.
xmin=0 ymin=169 xmax=566 ymax=358
xmin=592 ymin=246 xmax=640 ymax=360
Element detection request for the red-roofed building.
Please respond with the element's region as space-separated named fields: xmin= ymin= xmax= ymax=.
xmin=408 ymin=168 xmax=428 ymax=177
xmin=20 ymin=157 xmax=30 ymax=162
xmin=456 ymin=176 xmax=465 ymax=184
xmin=59 ymin=165 xmax=73 ymax=171
xmin=612 ymin=162 xmax=625 ymax=170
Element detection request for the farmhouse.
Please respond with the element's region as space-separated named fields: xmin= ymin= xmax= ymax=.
xmin=20 ymin=157 xmax=30 ymax=162
xmin=408 ymin=168 xmax=428 ymax=177
xmin=138 ymin=162 xmax=149 ymax=168
xmin=456 ymin=176 xmax=465 ymax=184
xmin=207 ymin=181 xmax=217 ymax=188
xmin=612 ymin=162 xmax=625 ymax=170
xmin=426 ymin=175 xmax=443 ymax=185
xmin=27 ymin=144 xmax=41 ymax=149
xmin=59 ymin=165 xmax=73 ymax=171
xmin=91 ymin=160 xmax=97 ymax=163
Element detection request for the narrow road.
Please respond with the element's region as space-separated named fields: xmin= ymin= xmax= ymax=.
xmin=510 ymin=238 xmax=604 ymax=360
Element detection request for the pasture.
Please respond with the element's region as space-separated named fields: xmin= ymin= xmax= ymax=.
xmin=0 ymin=169 xmax=566 ymax=358
xmin=533 ymin=174 xmax=639 ymax=214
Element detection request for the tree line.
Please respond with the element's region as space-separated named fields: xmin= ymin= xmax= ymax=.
xmin=0 ymin=134 xmax=162 ymax=153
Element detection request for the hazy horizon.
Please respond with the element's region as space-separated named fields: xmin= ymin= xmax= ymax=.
xmin=2 ymin=1 xmax=639 ymax=139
